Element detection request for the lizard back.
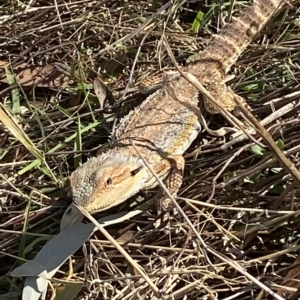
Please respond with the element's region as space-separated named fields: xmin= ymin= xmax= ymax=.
xmin=113 ymin=75 xmax=201 ymax=165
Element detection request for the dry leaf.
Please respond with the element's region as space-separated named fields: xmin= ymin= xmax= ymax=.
xmin=0 ymin=60 xmax=71 ymax=89
xmin=93 ymin=77 xmax=115 ymax=109
xmin=116 ymin=230 xmax=135 ymax=244
xmin=93 ymin=77 xmax=108 ymax=109
xmin=278 ymin=253 xmax=300 ymax=297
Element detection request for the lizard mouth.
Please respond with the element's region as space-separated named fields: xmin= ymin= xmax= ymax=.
xmin=86 ymin=167 xmax=147 ymax=213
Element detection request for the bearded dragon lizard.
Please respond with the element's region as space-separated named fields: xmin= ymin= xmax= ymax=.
xmin=62 ymin=0 xmax=285 ymax=229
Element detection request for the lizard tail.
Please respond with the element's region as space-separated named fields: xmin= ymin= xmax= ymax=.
xmin=201 ymin=0 xmax=284 ymax=72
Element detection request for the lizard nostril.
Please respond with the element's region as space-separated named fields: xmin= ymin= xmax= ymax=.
xmin=130 ymin=166 xmax=143 ymax=176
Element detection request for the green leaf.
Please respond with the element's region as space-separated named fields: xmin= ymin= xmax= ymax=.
xmin=268 ymin=185 xmax=285 ymax=194
xmin=250 ymin=144 xmax=266 ymax=156
xmin=74 ymin=114 xmax=82 ymax=168
xmin=56 ymin=282 xmax=84 ymax=300
xmin=244 ymin=177 xmax=254 ymax=184
xmin=276 ymin=139 xmax=284 ymax=149
xmin=271 ymin=167 xmax=282 ymax=173
xmin=5 ymin=67 xmax=20 ymax=116
xmin=257 ymin=80 xmax=265 ymax=91
xmin=191 ymin=11 xmax=204 ymax=33
xmin=66 ymin=83 xmax=93 ymax=93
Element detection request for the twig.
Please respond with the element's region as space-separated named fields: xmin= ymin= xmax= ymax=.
xmin=233 ymin=95 xmax=300 ymax=184
xmin=72 ymin=204 xmax=162 ymax=298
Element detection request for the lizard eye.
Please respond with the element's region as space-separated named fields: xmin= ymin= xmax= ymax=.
xmin=106 ymin=177 xmax=112 ymax=185
xmin=130 ymin=166 xmax=143 ymax=176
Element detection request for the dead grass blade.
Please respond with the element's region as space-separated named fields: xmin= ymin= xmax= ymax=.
xmin=73 ymin=204 xmax=161 ymax=297
xmin=233 ymin=95 xmax=300 ymax=184
xmin=0 ymin=105 xmax=58 ymax=181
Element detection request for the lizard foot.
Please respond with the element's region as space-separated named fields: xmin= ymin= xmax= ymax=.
xmin=154 ymin=194 xmax=178 ymax=228
xmin=152 ymin=155 xmax=184 ymax=227
xmin=156 ymin=195 xmax=175 ymax=214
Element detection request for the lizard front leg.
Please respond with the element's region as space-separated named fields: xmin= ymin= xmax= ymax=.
xmin=153 ymin=155 xmax=185 ymax=214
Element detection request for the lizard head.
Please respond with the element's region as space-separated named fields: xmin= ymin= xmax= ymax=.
xmin=70 ymin=153 xmax=147 ymax=213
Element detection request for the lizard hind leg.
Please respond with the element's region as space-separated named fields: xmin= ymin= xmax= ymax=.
xmin=153 ymin=155 xmax=185 ymax=215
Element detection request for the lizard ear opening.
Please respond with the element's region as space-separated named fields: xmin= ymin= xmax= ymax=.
xmin=130 ymin=166 xmax=144 ymax=176
xmin=106 ymin=177 xmax=112 ymax=185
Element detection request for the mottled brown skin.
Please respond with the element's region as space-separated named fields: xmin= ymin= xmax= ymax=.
xmin=67 ymin=0 xmax=283 ymax=221
xmin=71 ymin=80 xmax=200 ymax=213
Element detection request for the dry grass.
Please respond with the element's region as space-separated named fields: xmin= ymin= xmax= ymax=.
xmin=1 ymin=0 xmax=300 ymax=299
